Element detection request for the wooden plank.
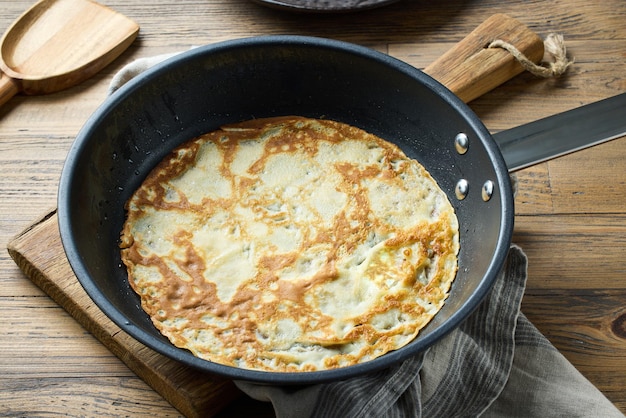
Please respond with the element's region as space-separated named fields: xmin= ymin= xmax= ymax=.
xmin=3 ymin=298 xmax=136 ymax=378
xmin=548 ymin=139 xmax=626 ymax=214
xmin=514 ymin=214 xmax=626 ymax=288
xmin=523 ymin=289 xmax=626 ymax=412
xmin=513 ymin=164 xmax=554 ymax=214
xmin=0 ymin=377 xmax=184 ymax=417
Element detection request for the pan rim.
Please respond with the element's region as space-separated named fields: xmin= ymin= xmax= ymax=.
xmin=58 ymin=35 xmax=514 ymax=384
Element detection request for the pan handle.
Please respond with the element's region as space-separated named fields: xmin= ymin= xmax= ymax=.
xmin=423 ymin=13 xmax=544 ymax=103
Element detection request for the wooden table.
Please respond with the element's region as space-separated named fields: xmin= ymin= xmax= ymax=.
xmin=2 ymin=0 xmax=625 ymax=416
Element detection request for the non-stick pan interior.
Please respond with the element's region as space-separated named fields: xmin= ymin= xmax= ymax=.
xmin=58 ymin=36 xmax=513 ymax=384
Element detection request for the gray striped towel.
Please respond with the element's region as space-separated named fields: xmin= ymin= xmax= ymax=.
xmin=236 ymin=246 xmax=624 ymax=417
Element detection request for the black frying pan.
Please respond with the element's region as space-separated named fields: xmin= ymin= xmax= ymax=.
xmin=58 ymin=36 xmax=514 ymax=384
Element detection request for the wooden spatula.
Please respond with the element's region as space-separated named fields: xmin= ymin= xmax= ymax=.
xmin=0 ymin=0 xmax=139 ymax=107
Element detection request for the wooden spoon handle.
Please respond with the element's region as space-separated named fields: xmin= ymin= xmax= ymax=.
xmin=424 ymin=14 xmax=545 ymax=103
xmin=0 ymin=71 xmax=20 ymax=107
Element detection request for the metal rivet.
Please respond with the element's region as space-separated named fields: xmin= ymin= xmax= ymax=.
xmin=455 ymin=133 xmax=469 ymax=155
xmin=455 ymin=179 xmax=469 ymax=200
xmin=482 ymin=180 xmax=494 ymax=202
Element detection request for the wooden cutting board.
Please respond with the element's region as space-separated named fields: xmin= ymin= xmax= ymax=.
xmin=7 ymin=209 xmax=242 ymax=418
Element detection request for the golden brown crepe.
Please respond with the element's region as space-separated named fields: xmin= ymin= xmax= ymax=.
xmin=120 ymin=117 xmax=459 ymax=372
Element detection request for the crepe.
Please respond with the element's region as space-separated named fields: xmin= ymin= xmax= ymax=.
xmin=120 ymin=116 xmax=459 ymax=372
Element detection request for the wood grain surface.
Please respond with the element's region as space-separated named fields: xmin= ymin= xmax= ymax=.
xmin=1 ymin=0 xmax=625 ymax=416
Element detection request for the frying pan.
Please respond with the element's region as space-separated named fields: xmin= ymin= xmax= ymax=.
xmin=58 ymin=35 xmax=517 ymax=384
